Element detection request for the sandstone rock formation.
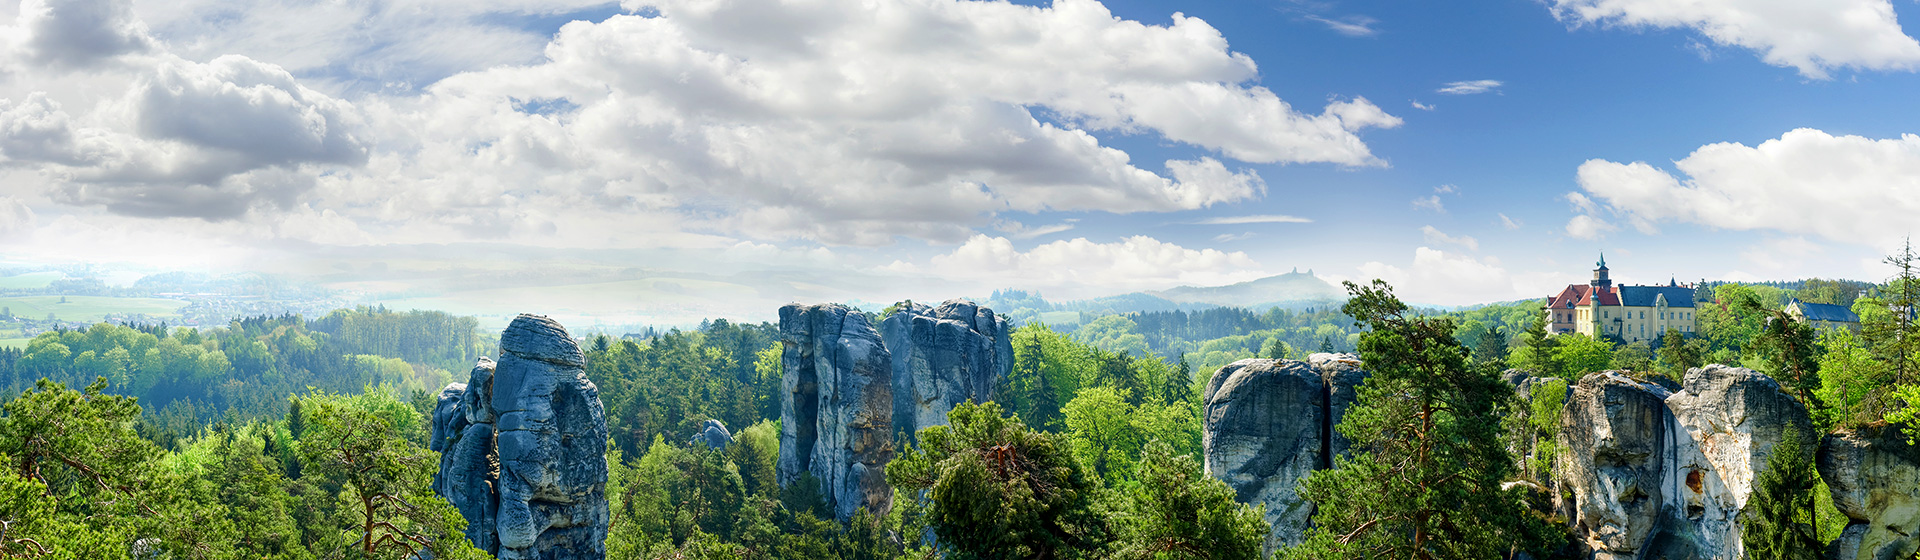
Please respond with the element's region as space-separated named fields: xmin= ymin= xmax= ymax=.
xmin=1819 ymin=424 xmax=1920 ymax=560
xmin=1554 ymin=366 xmax=1813 ymax=560
xmin=691 ymin=419 xmax=733 ymax=450
xmin=432 ymin=315 xmax=610 ymax=560
xmin=879 ymin=299 xmax=1013 ymax=441
xmin=777 ymin=303 xmax=894 ymax=522
xmin=1202 ymin=354 xmax=1368 ymax=554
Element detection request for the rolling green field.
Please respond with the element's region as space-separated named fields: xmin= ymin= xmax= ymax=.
xmin=0 ymin=272 xmax=62 ymax=290
xmin=0 ymin=295 xmax=189 ymax=323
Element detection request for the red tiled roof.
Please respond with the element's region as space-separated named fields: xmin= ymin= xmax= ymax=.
xmin=1545 ymin=284 xmax=1622 ymax=307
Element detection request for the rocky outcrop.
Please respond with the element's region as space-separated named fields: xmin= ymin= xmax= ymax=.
xmin=692 ymin=419 xmax=733 ymax=449
xmin=879 ymin=299 xmax=1013 ymax=441
xmin=1554 ymin=366 xmax=1813 ymax=560
xmin=1819 ymin=424 xmax=1920 ymax=560
xmin=778 ymin=303 xmax=894 ymax=522
xmin=432 ymin=315 xmax=610 ymax=560
xmin=1202 ymin=354 xmax=1368 ymax=554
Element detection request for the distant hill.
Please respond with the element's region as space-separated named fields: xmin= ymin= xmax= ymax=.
xmin=983 ymin=270 xmax=1345 ymax=328
xmin=1146 ymin=270 xmax=1343 ymax=309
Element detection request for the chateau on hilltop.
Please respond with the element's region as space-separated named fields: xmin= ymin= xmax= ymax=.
xmin=1544 ymin=255 xmax=1697 ymax=343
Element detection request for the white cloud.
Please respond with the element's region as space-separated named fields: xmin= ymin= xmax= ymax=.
xmin=1358 ymin=247 xmax=1572 ymax=305
xmin=915 ymin=234 xmax=1268 ymax=299
xmin=0 ymin=196 xmax=33 ymax=240
xmin=1435 ymin=184 xmax=1458 ymax=195
xmin=1191 ymin=214 xmax=1312 ymax=225
xmin=1214 ymin=232 xmax=1255 ymax=242
xmin=1420 ymin=225 xmax=1478 ymax=250
xmin=1572 ymin=128 xmax=1920 ymax=247
xmin=1498 ymin=213 xmax=1524 ymax=230
xmin=1303 ymin=14 xmax=1378 ymax=37
xmin=15 ymin=0 xmax=153 ymax=69
xmin=3 ymin=0 xmax=1401 ymax=250
xmin=1413 ymin=195 xmax=1444 ymax=212
xmin=1411 ymin=100 xmax=1434 ymax=111
xmin=994 ymin=219 xmax=1077 ymax=240
xmin=128 ymin=0 xmax=616 ymax=93
xmin=1565 ymin=214 xmax=1617 ymax=240
xmin=1437 ymin=79 xmax=1502 ymax=95
xmin=1545 ymin=0 xmax=1920 ymax=79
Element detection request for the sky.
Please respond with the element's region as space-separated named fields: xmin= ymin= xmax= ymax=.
xmin=1 ymin=0 xmax=1918 ymax=325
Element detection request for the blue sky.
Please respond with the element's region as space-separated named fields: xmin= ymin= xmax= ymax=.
xmin=1 ymin=0 xmax=1917 ymax=323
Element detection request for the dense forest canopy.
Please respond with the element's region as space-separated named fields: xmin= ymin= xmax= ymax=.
xmin=0 ymin=253 xmax=1912 ymax=558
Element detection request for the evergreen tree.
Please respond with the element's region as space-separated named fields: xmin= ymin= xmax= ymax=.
xmin=1284 ymin=281 xmax=1564 ymax=560
xmin=298 ymin=394 xmax=483 ymax=559
xmin=886 ymin=400 xmax=1110 ymax=559
xmin=1754 ymin=311 xmax=1822 ymax=405
xmin=1658 ymin=328 xmax=1705 ymax=377
xmin=1741 ymin=427 xmax=1821 ymax=560
xmin=1114 ymin=440 xmax=1267 ymax=560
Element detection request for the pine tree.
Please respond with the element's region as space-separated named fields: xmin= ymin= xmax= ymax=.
xmin=1754 ymin=311 xmax=1822 ymax=406
xmin=1284 ymin=280 xmax=1564 ymax=559
xmin=1741 ymin=427 xmax=1821 ymax=560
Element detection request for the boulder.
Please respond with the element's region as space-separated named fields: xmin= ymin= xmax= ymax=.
xmin=692 ymin=419 xmax=733 ymax=449
xmin=879 ymin=299 xmax=1013 ymax=441
xmin=1203 ymin=357 xmax=1369 ymax=555
xmin=431 ymin=315 xmax=609 ymax=560
xmin=1819 ymin=423 xmax=1920 ymax=560
xmin=1553 ymin=366 xmax=1814 ymax=560
xmin=777 ymin=303 xmax=894 ymax=522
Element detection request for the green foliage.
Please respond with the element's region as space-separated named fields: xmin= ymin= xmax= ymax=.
xmin=1061 ymin=387 xmax=1200 ymax=486
xmin=1077 ymin=315 xmax=1152 ymax=357
xmin=297 ymin=392 xmax=482 ymax=559
xmin=1658 ymin=328 xmax=1708 ymax=378
xmin=1610 ymin=340 xmax=1655 ymax=373
xmin=1113 ymin=440 xmax=1267 ymax=560
xmin=585 ymin=320 xmax=779 ymax=459
xmin=1285 ymin=280 xmax=1564 ymax=559
xmin=1512 ymin=329 xmax=1614 ymax=380
xmin=1741 ymin=427 xmax=1821 ymax=560
xmin=1754 ymin=311 xmax=1822 ymax=404
xmin=887 ymin=401 xmax=1111 ymax=560
xmin=0 ymin=309 xmax=487 ymax=444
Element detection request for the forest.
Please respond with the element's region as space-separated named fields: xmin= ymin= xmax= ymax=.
xmin=0 ymin=245 xmax=1913 ymax=558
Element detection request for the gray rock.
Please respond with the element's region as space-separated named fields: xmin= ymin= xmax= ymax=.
xmin=431 ymin=315 xmax=609 ymax=560
xmin=692 ymin=419 xmax=733 ymax=449
xmin=880 ymin=299 xmax=1013 ymax=442
xmin=1554 ymin=366 xmax=1815 ymax=560
xmin=1309 ymin=352 xmax=1366 ymax=460
xmin=777 ymin=303 xmax=894 ymax=522
xmin=1558 ymin=372 xmax=1673 ymax=560
xmin=1203 ymin=357 xmax=1368 ymax=555
xmin=1818 ymin=423 xmax=1920 ymax=560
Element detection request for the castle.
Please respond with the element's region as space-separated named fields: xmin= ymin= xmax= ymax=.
xmin=1543 ymin=255 xmax=1697 ymax=343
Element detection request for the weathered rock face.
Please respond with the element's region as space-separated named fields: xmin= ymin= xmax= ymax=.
xmin=1202 ymin=354 xmax=1368 ymax=554
xmin=778 ymin=303 xmax=894 ymax=522
xmin=1554 ymin=366 xmax=1813 ymax=560
xmin=1819 ymin=424 xmax=1920 ymax=560
xmin=432 ymin=315 xmax=610 ymax=560
xmin=692 ymin=419 xmax=733 ymax=450
xmin=879 ymin=299 xmax=1013 ymax=441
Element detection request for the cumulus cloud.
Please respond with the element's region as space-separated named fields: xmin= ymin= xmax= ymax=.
xmin=1546 ymin=0 xmax=1920 ymax=78
xmin=1358 ymin=247 xmax=1573 ymax=305
xmin=15 ymin=0 xmax=153 ymax=68
xmin=0 ymin=196 xmax=34 ymax=240
xmin=1411 ymin=100 xmax=1434 ymax=111
xmin=909 ymin=234 xmax=1268 ymax=298
xmin=1565 ymin=214 xmax=1617 ymax=240
xmin=1570 ymin=128 xmax=1920 ymax=246
xmin=3 ymin=0 xmax=1401 ymax=250
xmin=1437 ymin=79 xmax=1502 ymax=94
xmin=306 ymin=0 xmax=1394 ymax=245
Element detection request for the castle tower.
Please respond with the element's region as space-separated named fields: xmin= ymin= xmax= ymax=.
xmin=1590 ymin=253 xmax=1612 ymax=288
